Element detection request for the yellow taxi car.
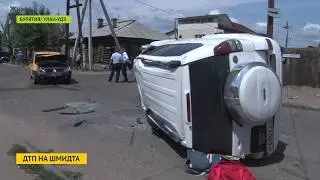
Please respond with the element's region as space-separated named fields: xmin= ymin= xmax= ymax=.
xmin=29 ymin=51 xmax=72 ymax=84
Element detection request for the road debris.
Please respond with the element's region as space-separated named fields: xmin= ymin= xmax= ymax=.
xmin=61 ymin=101 xmax=99 ymax=114
xmin=130 ymin=123 xmax=135 ymax=127
xmin=130 ymin=131 xmax=135 ymax=146
xmin=129 ymin=120 xmax=147 ymax=131
xmin=60 ymin=110 xmax=95 ymax=115
xmin=73 ymin=119 xmax=87 ymax=127
xmin=42 ymin=106 xmax=68 ymax=112
xmin=136 ymin=117 xmax=144 ymax=124
xmin=42 ymin=101 xmax=99 ymax=127
xmin=42 ymin=101 xmax=99 ymax=114
xmin=288 ymin=96 xmax=299 ymax=99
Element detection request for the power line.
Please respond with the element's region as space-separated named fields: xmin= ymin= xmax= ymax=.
xmin=133 ymin=0 xmax=177 ymax=16
xmin=132 ymin=0 xmax=222 ymax=31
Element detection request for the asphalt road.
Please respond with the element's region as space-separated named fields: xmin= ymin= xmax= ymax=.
xmin=0 ymin=64 xmax=319 ymax=180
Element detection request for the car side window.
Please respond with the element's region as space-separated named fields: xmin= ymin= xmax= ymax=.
xmin=141 ymin=43 xmax=203 ymax=57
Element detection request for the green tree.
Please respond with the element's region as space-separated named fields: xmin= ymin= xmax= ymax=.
xmin=6 ymin=1 xmax=64 ymax=51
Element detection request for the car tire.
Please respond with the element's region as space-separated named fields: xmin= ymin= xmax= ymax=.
xmin=66 ymin=76 xmax=72 ymax=84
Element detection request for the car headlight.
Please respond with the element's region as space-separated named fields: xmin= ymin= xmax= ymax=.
xmin=38 ymin=67 xmax=45 ymax=72
xmin=64 ymin=66 xmax=71 ymax=72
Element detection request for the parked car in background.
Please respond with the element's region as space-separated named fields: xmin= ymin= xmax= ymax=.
xmin=28 ymin=51 xmax=72 ymax=84
xmin=0 ymin=51 xmax=10 ymax=63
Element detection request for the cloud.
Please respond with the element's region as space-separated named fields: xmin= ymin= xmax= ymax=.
xmin=230 ymin=17 xmax=240 ymax=23
xmin=0 ymin=1 xmax=21 ymax=25
xmin=253 ymin=22 xmax=267 ymax=33
xmin=256 ymin=22 xmax=267 ymax=28
xmin=88 ymin=0 xmax=264 ymax=32
xmin=208 ymin=9 xmax=221 ymax=15
xmin=282 ymin=22 xmax=320 ymax=47
xmin=302 ymin=23 xmax=320 ymax=36
xmin=0 ymin=1 xmax=20 ymax=11
xmin=293 ymin=23 xmax=320 ymax=39
xmin=208 ymin=9 xmax=239 ymax=23
xmin=303 ymin=23 xmax=320 ymax=32
xmin=7 ymin=1 xmax=21 ymax=10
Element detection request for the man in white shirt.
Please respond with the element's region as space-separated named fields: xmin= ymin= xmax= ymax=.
xmin=121 ymin=48 xmax=129 ymax=82
xmin=108 ymin=48 xmax=123 ymax=82
xmin=76 ymin=51 xmax=81 ymax=69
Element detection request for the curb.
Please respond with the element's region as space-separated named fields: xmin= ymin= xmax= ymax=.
xmin=282 ymin=102 xmax=320 ymax=111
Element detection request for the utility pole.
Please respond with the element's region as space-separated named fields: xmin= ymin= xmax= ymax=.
xmin=71 ymin=0 xmax=88 ymax=70
xmin=99 ymin=0 xmax=122 ymax=52
xmin=65 ymin=0 xmax=70 ymax=63
xmin=283 ymin=21 xmax=289 ymax=48
xmin=267 ymin=0 xmax=275 ymax=38
xmin=88 ymin=0 xmax=93 ymax=71
xmin=71 ymin=0 xmax=84 ymax=68
xmin=71 ymin=0 xmax=121 ymax=71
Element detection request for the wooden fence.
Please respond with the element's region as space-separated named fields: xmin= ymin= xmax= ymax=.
xmin=283 ymin=48 xmax=320 ymax=87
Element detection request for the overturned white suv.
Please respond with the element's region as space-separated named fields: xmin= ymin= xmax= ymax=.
xmin=133 ymin=34 xmax=282 ymax=160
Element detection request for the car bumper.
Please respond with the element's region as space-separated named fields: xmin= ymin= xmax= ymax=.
xmin=35 ymin=71 xmax=71 ymax=80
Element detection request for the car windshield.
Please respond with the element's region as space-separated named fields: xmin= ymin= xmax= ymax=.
xmin=38 ymin=60 xmax=67 ymax=67
xmin=36 ymin=55 xmax=68 ymax=67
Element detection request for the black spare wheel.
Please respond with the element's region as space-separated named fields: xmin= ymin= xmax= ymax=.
xmin=224 ymin=62 xmax=281 ymax=125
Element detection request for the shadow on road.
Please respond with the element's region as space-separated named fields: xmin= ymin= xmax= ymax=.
xmin=150 ymin=124 xmax=187 ymax=159
xmin=0 ymin=79 xmax=81 ymax=92
xmin=151 ymin=131 xmax=288 ymax=166
xmin=38 ymin=78 xmax=79 ymax=85
xmin=243 ymin=141 xmax=288 ymax=167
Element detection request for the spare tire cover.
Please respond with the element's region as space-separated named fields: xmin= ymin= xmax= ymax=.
xmin=224 ymin=62 xmax=281 ymax=124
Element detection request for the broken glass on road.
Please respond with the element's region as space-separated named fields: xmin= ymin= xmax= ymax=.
xmin=42 ymin=100 xmax=99 ymax=127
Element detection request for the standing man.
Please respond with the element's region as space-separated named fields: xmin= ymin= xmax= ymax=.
xmin=76 ymin=51 xmax=81 ymax=69
xmin=16 ymin=51 xmax=24 ymax=65
xmin=108 ymin=48 xmax=123 ymax=83
xmin=121 ymin=48 xmax=129 ymax=82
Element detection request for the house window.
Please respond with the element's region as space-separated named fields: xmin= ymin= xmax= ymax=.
xmin=179 ymin=35 xmax=182 ymax=38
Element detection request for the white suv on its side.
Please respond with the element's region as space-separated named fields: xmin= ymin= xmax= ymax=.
xmin=134 ymin=34 xmax=282 ymax=160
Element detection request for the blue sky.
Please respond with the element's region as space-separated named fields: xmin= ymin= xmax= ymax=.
xmin=0 ymin=0 xmax=319 ymax=47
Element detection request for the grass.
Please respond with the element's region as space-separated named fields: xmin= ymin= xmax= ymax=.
xmin=7 ymin=144 xmax=83 ymax=180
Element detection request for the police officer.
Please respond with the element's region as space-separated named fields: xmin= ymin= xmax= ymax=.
xmin=121 ymin=48 xmax=129 ymax=82
xmin=108 ymin=48 xmax=123 ymax=83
